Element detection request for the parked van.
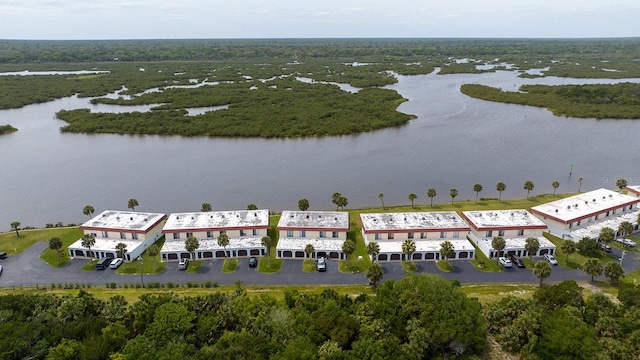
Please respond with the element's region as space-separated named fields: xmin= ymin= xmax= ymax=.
xmin=96 ymin=257 xmax=113 ymax=270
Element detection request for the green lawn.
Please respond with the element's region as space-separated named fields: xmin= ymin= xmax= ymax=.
xmin=401 ymin=261 xmax=417 ymax=273
xmin=0 ymin=227 xmax=82 ymax=266
xmin=302 ymin=259 xmax=316 ymax=273
xmin=222 ymin=258 xmax=238 ymax=273
xmin=436 ymin=260 xmax=454 ymax=272
xmin=544 ymin=232 xmax=615 ymax=270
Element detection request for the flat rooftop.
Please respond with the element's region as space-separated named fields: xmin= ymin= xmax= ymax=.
xmin=69 ymin=238 xmax=146 ymax=253
xmin=163 ymin=209 xmax=269 ymax=231
xmin=80 ymin=210 xmax=166 ymax=232
xmin=626 ymin=185 xmax=640 ymax=196
xmin=462 ymin=209 xmax=547 ymax=230
xmin=277 ymin=211 xmax=349 ymax=230
xmin=360 ymin=212 xmax=469 ymax=232
xmin=530 ymin=188 xmax=639 ymax=223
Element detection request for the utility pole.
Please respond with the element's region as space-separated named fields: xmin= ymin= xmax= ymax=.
xmin=138 ymin=256 xmax=144 ymax=288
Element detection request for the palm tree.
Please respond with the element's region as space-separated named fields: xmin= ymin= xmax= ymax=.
xmin=115 ymin=242 xmax=128 ymax=259
xmin=10 ymin=221 xmax=20 ymax=237
xmin=342 ymin=239 xmax=356 ymax=264
xmin=449 ymin=188 xmax=458 ymax=205
xmin=408 ymin=193 xmax=417 ymax=209
xmin=298 ymin=198 xmax=310 ymax=211
xmin=261 ymin=236 xmax=272 ymax=267
xmin=81 ymin=233 xmax=96 ymax=259
xmin=599 ymin=226 xmax=615 ymax=245
xmin=561 ymin=239 xmax=576 ymax=263
xmin=185 ymin=236 xmax=199 ymax=267
xmin=366 ymin=242 xmax=380 ymax=262
xmin=83 ymin=205 xmax=95 ymax=218
xmin=378 ymin=193 xmax=385 ymax=210
xmin=336 ymin=195 xmax=348 ymax=210
xmin=473 ymin=183 xmax=483 ymax=202
xmin=491 ymin=236 xmax=506 ymax=260
xmin=247 ymin=203 xmax=258 ymax=210
xmin=583 ymin=258 xmax=603 ymax=282
xmin=618 ymin=221 xmax=634 ymax=240
xmin=201 ymin=203 xmax=212 ymax=212
xmin=401 ymin=239 xmax=416 ymax=261
xmin=440 ymin=240 xmax=455 ymax=263
xmin=304 ymin=244 xmax=315 ymax=259
xmin=49 ymin=237 xmax=63 ymax=265
xmin=532 ymin=260 xmax=552 ymax=287
xmin=146 ymin=244 xmax=159 ymax=270
xmin=604 ymin=262 xmax=624 ymax=285
xmin=332 ymin=192 xmax=343 ymax=211
xmin=552 ymin=181 xmax=560 ymax=196
xmin=616 ymin=178 xmax=628 ymax=192
xmin=578 ymin=177 xmax=584 ymax=192
xmin=366 ymin=263 xmax=383 ymax=289
xmin=427 ymin=188 xmax=436 ymax=207
xmin=523 ymin=180 xmax=535 ymax=199
xmin=217 ymin=233 xmax=229 ymax=257
xmin=525 ymin=237 xmax=540 ymax=260
xmin=496 ymin=182 xmax=506 ymax=202
xmin=127 ymin=198 xmax=139 ymax=211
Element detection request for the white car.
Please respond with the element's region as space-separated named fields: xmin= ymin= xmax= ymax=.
xmin=498 ymin=257 xmax=512 ymax=268
xmin=109 ymin=258 xmax=123 ymax=269
xmin=622 ymin=239 xmax=637 ymax=247
xmin=543 ymin=254 xmax=558 ymax=265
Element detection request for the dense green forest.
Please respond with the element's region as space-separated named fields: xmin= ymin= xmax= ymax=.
xmin=460 ymin=83 xmax=640 ymax=119
xmin=0 ymin=124 xmax=17 ymax=134
xmin=1 ymin=275 xmax=639 ymax=360
xmin=1 ymin=38 xmax=640 ymax=136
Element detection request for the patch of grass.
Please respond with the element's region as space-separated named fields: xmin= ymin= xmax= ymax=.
xmin=258 ymin=256 xmax=282 ymax=273
xmin=0 ymin=227 xmax=82 ymax=259
xmin=222 ymin=258 xmax=238 ymax=273
xmin=544 ymin=232 xmax=614 ymax=269
xmin=186 ymin=260 xmax=202 ymax=273
xmin=469 ymin=243 xmax=502 ymax=272
xmin=81 ymin=259 xmax=98 ymax=271
xmin=437 ymin=260 xmax=454 ymax=272
xmin=338 ymin=228 xmax=372 ymax=273
xmin=401 ymin=261 xmax=417 ymax=273
xmin=460 ymin=283 xmax=538 ymax=304
xmin=302 ymin=259 xmax=316 ymax=273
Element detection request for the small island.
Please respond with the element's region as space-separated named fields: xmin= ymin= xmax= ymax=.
xmin=0 ymin=124 xmax=17 ymax=135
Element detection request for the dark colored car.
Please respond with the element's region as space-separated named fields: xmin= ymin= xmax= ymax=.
xmin=248 ymin=257 xmax=258 ymax=268
xmin=0 ymin=251 xmax=7 ymax=259
xmin=96 ymin=257 xmax=112 ymax=270
xmin=509 ymin=254 xmax=525 ymax=268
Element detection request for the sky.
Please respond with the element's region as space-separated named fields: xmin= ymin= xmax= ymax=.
xmin=0 ymin=0 xmax=638 ymax=40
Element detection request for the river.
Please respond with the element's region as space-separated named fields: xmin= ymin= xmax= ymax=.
xmin=1 ymin=69 xmax=639 ymax=231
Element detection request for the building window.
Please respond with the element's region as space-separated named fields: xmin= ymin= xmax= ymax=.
xmin=498 ymin=230 xmax=505 ymax=236
xmin=485 ymin=230 xmax=493 ymax=237
xmin=300 ymin=230 xmax=306 ymax=237
xmin=220 ymin=230 xmax=226 ymax=235
xmin=206 ymin=231 xmax=213 ymax=238
xmin=332 ymin=231 xmax=339 ymax=238
xmin=375 ymin=233 xmax=381 ymax=240
xmin=319 ymin=231 xmax=326 ymax=238
xmin=388 ymin=233 xmax=394 ymax=240
xmin=606 ymin=211 xmax=610 ymax=217
xmin=186 ymin=232 xmax=193 ymax=238
xmin=120 ymin=232 xmax=126 ymax=239
xmin=420 ymin=232 xmax=426 ymax=239
xmin=408 ymin=232 xmax=414 ymax=239
xmin=253 ymin=229 xmax=259 ymax=236
xmin=517 ymin=229 xmax=524 ymax=236
xmin=577 ymin=220 xmax=581 ymax=226
xmin=240 ymin=230 xmax=246 ymax=236
xmin=287 ymin=230 xmax=293 ymax=238
xmin=594 ymin=215 xmax=598 ymax=220
xmin=101 ymin=231 xmax=108 ymax=238
xmin=440 ymin=231 xmax=446 ymax=238
xmin=173 ymin=233 xmax=180 ymax=240
xmin=132 ymin=233 xmax=138 ymax=240
xmin=453 ymin=231 xmax=459 ymax=238
xmin=569 ymin=223 xmax=573 ymax=229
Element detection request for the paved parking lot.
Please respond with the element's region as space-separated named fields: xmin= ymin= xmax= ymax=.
xmin=0 ymin=242 xmax=638 ymax=288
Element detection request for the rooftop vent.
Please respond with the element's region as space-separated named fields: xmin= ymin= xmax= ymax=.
xmin=603 ymin=196 xmax=606 ymax=200
xmin=176 ymin=216 xmax=180 ymax=219
xmin=221 ymin=215 xmax=225 ymax=218
xmin=585 ymin=201 xmax=588 ymax=205
xmin=404 ymin=217 xmax=407 ymax=221
xmin=254 ymin=213 xmax=257 ymax=217
xmin=318 ymin=215 xmax=322 ymax=218
xmin=116 ymin=217 xmax=120 ymax=220
xmin=102 ymin=214 xmax=107 ymax=217
xmin=593 ymin=199 xmax=596 ymax=202
xmin=290 ymin=215 xmax=294 ymax=218
xmin=306 ymin=215 xmax=310 ymax=219
xmin=191 ymin=217 xmax=194 ymax=220
xmin=567 ymin=205 xmax=571 ymax=210
xmin=210 ymin=215 xmax=213 ymax=219
xmin=144 ymin=218 xmax=148 ymax=221
xmin=609 ymin=194 xmax=613 ymax=198
xmin=574 ymin=204 xmax=578 ymax=208
xmin=130 ymin=217 xmax=133 ymax=221
xmin=335 ymin=217 xmax=338 ymax=221
xmin=556 ymin=209 xmax=559 ymax=213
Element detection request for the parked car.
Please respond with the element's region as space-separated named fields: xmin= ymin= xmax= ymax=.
xmin=0 ymin=264 xmax=3 ymax=276
xmin=0 ymin=251 xmax=7 ymax=259
xmin=316 ymin=257 xmax=327 ymax=272
xmin=498 ymin=257 xmax=513 ymax=268
xmin=109 ymin=258 xmax=123 ymax=269
xmin=96 ymin=257 xmax=112 ymax=270
xmin=509 ymin=254 xmax=525 ymax=268
xmin=600 ymin=243 xmax=612 ymax=253
xmin=178 ymin=258 xmax=189 ymax=270
xmin=622 ymin=239 xmax=637 ymax=247
xmin=248 ymin=257 xmax=258 ymax=268
xmin=543 ymin=253 xmax=558 ymax=265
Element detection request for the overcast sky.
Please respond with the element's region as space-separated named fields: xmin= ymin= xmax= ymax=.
xmin=1 ymin=0 xmax=638 ymax=40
